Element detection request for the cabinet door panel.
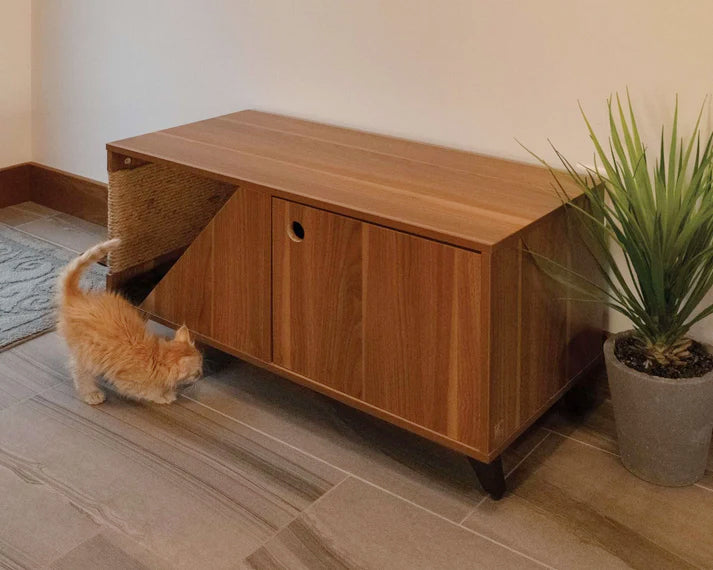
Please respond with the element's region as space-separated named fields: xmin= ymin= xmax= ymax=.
xmin=272 ymin=199 xmax=363 ymax=397
xmin=142 ymin=184 xmax=271 ymax=361
xmin=363 ymin=226 xmax=485 ymax=448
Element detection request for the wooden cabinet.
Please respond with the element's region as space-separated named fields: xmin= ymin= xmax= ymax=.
xmin=108 ymin=110 xmax=604 ymax=498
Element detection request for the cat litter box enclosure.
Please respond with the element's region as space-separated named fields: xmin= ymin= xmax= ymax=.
xmin=106 ymin=110 xmax=604 ymax=498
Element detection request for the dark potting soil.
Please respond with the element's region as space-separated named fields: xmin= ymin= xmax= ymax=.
xmin=614 ymin=335 xmax=713 ymax=379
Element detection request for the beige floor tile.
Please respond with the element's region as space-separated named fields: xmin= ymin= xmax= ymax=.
xmin=13 ymin=201 xmax=60 ymax=217
xmin=0 ymin=205 xmax=44 ymax=227
xmin=184 ymin=359 xmax=548 ymax=523
xmin=244 ymin=477 xmax=545 ymax=569
xmin=0 ymin=462 xmax=100 ymax=568
xmin=0 ymin=385 xmax=345 ymax=569
xmin=542 ymin=396 xmax=713 ymax=491
xmin=0 ymin=332 xmax=69 ymax=409
xmin=51 ymin=530 xmax=172 ymax=570
xmin=542 ymin=397 xmax=618 ymax=454
xmin=18 ymin=213 xmax=106 ymax=252
xmin=464 ymin=434 xmax=713 ymax=569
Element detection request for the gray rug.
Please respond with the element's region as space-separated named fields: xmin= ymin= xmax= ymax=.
xmin=0 ymin=226 xmax=107 ymax=349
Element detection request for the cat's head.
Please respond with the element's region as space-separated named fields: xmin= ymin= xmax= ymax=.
xmin=168 ymin=325 xmax=203 ymax=385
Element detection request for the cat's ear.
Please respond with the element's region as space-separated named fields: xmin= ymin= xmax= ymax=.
xmin=175 ymin=324 xmax=193 ymax=344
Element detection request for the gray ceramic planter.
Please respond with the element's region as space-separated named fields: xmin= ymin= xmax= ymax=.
xmin=604 ymin=332 xmax=713 ymax=486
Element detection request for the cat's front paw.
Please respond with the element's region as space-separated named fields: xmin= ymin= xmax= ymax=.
xmin=149 ymin=392 xmax=177 ymax=405
xmin=82 ymin=391 xmax=106 ymax=405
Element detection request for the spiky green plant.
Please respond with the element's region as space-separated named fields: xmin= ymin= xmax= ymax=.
xmin=530 ymin=93 xmax=713 ymax=367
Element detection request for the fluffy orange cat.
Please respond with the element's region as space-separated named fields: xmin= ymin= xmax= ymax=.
xmin=57 ymin=239 xmax=202 ymax=405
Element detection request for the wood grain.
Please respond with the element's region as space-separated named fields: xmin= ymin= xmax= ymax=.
xmin=518 ymin=210 xmax=570 ymax=423
xmin=30 ymin=163 xmax=107 ymax=225
xmin=113 ymin=110 xmax=604 ymax=462
xmin=107 ymin=110 xmax=581 ymax=251
xmin=487 ymin=205 xmax=604 ymax=452
xmin=272 ymin=199 xmax=363 ymax=397
xmin=0 ymin=163 xmax=31 ymax=208
xmin=363 ymin=225 xmax=486 ymax=450
xmin=142 ymin=185 xmax=271 ymax=360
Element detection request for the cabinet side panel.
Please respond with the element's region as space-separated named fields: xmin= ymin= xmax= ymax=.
xmin=566 ymin=198 xmax=607 ymax=377
xmin=487 ymin=238 xmax=521 ymax=450
xmin=272 ymin=199 xmax=363 ymax=397
xmin=489 ymin=204 xmax=605 ymax=451
xmin=363 ymin=225 xmax=486 ymax=450
xmin=519 ymin=210 xmax=570 ymax=420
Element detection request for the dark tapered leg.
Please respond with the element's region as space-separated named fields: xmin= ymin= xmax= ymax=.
xmin=563 ymin=379 xmax=597 ymax=416
xmin=468 ymin=456 xmax=506 ymax=500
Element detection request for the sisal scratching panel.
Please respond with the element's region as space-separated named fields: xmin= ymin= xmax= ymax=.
xmin=108 ymin=162 xmax=234 ymax=273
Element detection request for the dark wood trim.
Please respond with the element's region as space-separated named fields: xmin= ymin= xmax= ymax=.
xmin=29 ymin=163 xmax=107 ymax=225
xmin=0 ymin=163 xmax=32 ymax=207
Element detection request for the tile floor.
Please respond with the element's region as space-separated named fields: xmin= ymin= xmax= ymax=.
xmin=0 ymin=201 xmax=106 ymax=254
xmin=1 ymin=203 xmax=713 ymax=569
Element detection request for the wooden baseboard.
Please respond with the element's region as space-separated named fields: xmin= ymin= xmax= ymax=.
xmin=29 ymin=163 xmax=107 ymax=225
xmin=0 ymin=162 xmax=108 ymax=225
xmin=0 ymin=163 xmax=32 ymax=207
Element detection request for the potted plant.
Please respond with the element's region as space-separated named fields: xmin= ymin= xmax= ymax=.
xmin=532 ymin=93 xmax=713 ymax=486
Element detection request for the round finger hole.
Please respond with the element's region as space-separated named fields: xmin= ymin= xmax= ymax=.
xmin=289 ymin=221 xmax=305 ymax=241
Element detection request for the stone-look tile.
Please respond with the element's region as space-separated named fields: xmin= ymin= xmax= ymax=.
xmin=13 ymin=201 xmax=60 ymax=217
xmin=0 ymin=386 xmax=345 ymax=569
xmin=464 ymin=434 xmax=713 ymax=569
xmin=51 ymin=531 xmax=172 ymax=570
xmin=0 ymin=332 xmax=70 ymax=409
xmin=184 ymin=359 xmax=548 ymax=523
xmin=0 ymin=460 xmax=100 ymax=568
xmin=244 ymin=477 xmax=545 ymax=569
xmin=0 ymin=205 xmax=44 ymax=227
xmin=543 ymin=396 xmax=713 ymax=492
xmin=18 ymin=212 xmax=106 ymax=253
xmin=542 ymin=397 xmax=618 ymax=455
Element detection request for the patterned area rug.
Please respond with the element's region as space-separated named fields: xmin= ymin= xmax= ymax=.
xmin=0 ymin=226 xmax=107 ymax=349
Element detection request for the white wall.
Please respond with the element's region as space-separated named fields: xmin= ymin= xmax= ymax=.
xmin=29 ymin=0 xmax=713 ymax=335
xmin=0 ymin=0 xmax=31 ymax=168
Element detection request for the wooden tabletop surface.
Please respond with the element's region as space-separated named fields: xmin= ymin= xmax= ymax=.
xmin=107 ymin=110 xmax=577 ymax=251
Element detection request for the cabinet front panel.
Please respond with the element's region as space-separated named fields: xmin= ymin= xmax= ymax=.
xmin=363 ymin=226 xmax=485 ymax=449
xmin=142 ymin=184 xmax=271 ymax=361
xmin=272 ymin=199 xmax=363 ymax=397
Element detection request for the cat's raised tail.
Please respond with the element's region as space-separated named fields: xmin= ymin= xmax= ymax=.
xmin=58 ymin=238 xmax=121 ymax=301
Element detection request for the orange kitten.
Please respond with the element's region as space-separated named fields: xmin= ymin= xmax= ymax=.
xmin=56 ymin=239 xmax=202 ymax=405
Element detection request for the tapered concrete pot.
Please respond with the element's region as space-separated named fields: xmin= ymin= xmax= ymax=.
xmin=604 ymin=332 xmax=713 ymax=486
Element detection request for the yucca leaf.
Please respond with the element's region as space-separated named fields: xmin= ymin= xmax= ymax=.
xmin=526 ymin=93 xmax=713 ymax=361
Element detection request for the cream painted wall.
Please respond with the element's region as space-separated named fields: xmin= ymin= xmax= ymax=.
xmin=29 ymin=0 xmax=713 ymax=335
xmin=0 ymin=0 xmax=31 ymax=167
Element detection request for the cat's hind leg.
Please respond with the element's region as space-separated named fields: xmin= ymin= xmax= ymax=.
xmin=70 ymin=359 xmax=105 ymax=405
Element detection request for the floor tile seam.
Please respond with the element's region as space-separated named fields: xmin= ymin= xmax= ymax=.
xmin=540 ymin=427 xmax=619 ymax=457
xmin=353 ymin=476 xmax=557 ymax=569
xmin=13 ymin=212 xmax=61 ymax=228
xmin=5 ymin=223 xmax=81 ymax=253
xmin=0 ymin=381 xmax=67 ymax=417
xmin=456 ymin=431 xmax=552 ymax=526
xmin=240 ymin=475 xmax=354 ymax=561
xmin=180 ymin=397 xmax=556 ymax=568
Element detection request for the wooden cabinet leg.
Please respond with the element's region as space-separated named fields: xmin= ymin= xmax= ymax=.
xmin=563 ymin=377 xmax=599 ymax=416
xmin=468 ymin=456 xmax=506 ymax=500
